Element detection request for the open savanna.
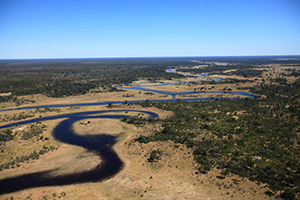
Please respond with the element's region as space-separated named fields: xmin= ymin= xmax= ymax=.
xmin=0 ymin=57 xmax=299 ymax=199
xmin=0 ymin=105 xmax=271 ymax=200
xmin=0 ymin=70 xmax=260 ymax=111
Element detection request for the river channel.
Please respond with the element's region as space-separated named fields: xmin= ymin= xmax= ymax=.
xmin=0 ymin=110 xmax=158 ymax=194
xmin=0 ymin=69 xmax=257 ymax=194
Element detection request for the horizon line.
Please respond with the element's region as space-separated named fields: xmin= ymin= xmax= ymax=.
xmin=1 ymin=54 xmax=300 ymax=61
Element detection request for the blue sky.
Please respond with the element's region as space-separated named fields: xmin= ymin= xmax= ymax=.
xmin=0 ymin=0 xmax=299 ymax=59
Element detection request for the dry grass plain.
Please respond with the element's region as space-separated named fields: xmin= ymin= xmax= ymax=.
xmin=0 ymin=107 xmax=271 ymax=200
xmin=0 ymin=69 xmax=260 ymax=110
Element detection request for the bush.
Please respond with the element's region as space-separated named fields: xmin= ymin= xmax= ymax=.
xmin=148 ymin=150 xmax=163 ymax=162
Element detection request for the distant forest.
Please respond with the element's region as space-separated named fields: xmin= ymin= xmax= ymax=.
xmin=0 ymin=56 xmax=299 ymax=98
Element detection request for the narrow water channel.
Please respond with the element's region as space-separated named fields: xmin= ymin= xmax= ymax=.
xmin=0 ymin=69 xmax=258 ymax=194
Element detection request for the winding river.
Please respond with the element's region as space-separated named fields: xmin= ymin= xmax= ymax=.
xmin=0 ymin=69 xmax=257 ymax=194
xmin=0 ymin=110 xmax=158 ymax=194
xmin=0 ymin=69 xmax=257 ymax=112
xmin=116 ymin=69 xmax=255 ymax=99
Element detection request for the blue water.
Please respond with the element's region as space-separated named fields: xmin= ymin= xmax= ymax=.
xmin=0 ymin=110 xmax=159 ymax=129
xmin=127 ymin=71 xmax=223 ymax=88
xmin=0 ymin=68 xmax=257 ymax=112
xmin=0 ymin=110 xmax=158 ymax=194
xmin=0 ymin=68 xmax=258 ymax=194
xmin=116 ymin=69 xmax=253 ymax=99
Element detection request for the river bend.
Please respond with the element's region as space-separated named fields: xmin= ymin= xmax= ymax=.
xmin=0 ymin=110 xmax=158 ymax=194
xmin=0 ymin=69 xmax=257 ymax=194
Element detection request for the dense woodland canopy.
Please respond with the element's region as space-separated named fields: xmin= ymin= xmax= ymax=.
xmin=0 ymin=56 xmax=299 ymax=98
xmin=0 ymin=58 xmax=189 ymax=97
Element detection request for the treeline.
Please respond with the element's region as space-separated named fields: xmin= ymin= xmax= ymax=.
xmin=187 ymin=55 xmax=300 ymax=64
xmin=180 ymin=64 xmax=257 ymax=74
xmin=0 ymin=58 xmax=189 ymax=97
xmin=0 ymin=96 xmax=14 ymax=103
xmin=1 ymin=111 xmax=35 ymax=122
xmin=0 ymin=128 xmax=14 ymax=143
xmin=226 ymin=68 xmax=265 ymax=78
xmin=180 ymin=64 xmax=265 ymax=78
xmin=0 ymin=122 xmax=47 ymax=144
xmin=0 ymin=95 xmax=35 ymax=105
xmin=0 ymin=145 xmax=56 ymax=171
xmin=1 ymin=56 xmax=298 ymax=98
xmin=21 ymin=122 xmax=47 ymax=140
xmin=1 ymin=107 xmax=60 ymax=122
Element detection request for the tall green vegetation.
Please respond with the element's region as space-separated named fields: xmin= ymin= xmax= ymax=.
xmin=132 ymin=77 xmax=300 ymax=199
xmin=0 ymin=58 xmax=188 ymax=97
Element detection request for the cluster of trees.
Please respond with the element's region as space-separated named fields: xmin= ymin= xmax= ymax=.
xmin=35 ymin=107 xmax=60 ymax=113
xmin=180 ymin=63 xmax=265 ymax=78
xmin=0 ymin=95 xmax=35 ymax=105
xmin=287 ymin=68 xmax=300 ymax=77
xmin=1 ymin=111 xmax=35 ymax=122
xmin=0 ymin=145 xmax=56 ymax=171
xmin=0 ymin=122 xmax=47 ymax=144
xmin=121 ymin=116 xmax=156 ymax=126
xmin=0 ymin=95 xmax=13 ymax=103
xmin=0 ymin=128 xmax=14 ymax=143
xmin=1 ymin=108 xmax=60 ymax=123
xmin=226 ymin=68 xmax=264 ymax=78
xmin=148 ymin=149 xmax=163 ymax=162
xmin=21 ymin=123 xmax=47 ymax=140
xmin=130 ymin=76 xmax=300 ymax=199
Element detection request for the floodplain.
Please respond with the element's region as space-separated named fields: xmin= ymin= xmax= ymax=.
xmin=0 ymin=56 xmax=299 ymax=199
